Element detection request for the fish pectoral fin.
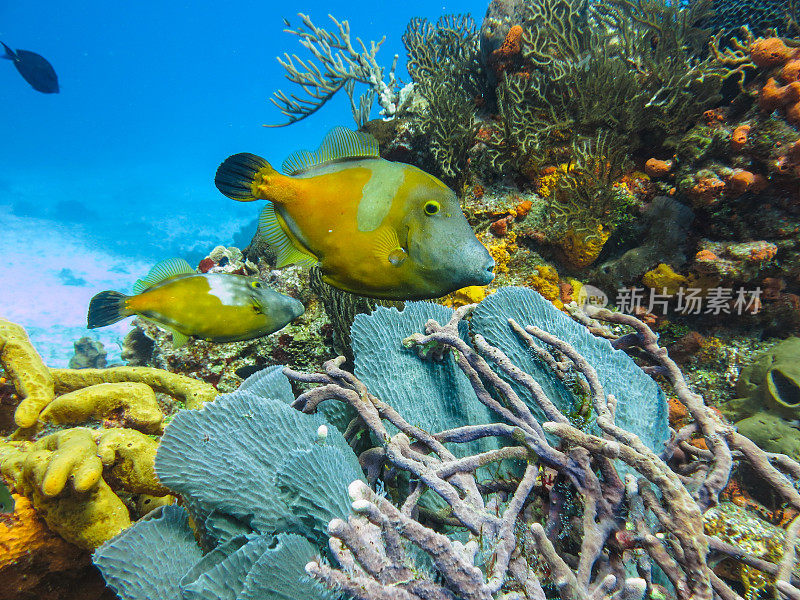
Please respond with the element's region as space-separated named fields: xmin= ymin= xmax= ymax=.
xmin=257 ymin=203 xmax=317 ymax=268
xmin=372 ymin=225 xmax=407 ymax=267
xmin=170 ymin=329 xmax=189 ymax=348
xmin=133 ymin=258 xmax=195 ymax=294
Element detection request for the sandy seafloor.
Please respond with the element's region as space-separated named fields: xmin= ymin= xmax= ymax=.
xmin=1 ymin=210 xmax=150 ymax=365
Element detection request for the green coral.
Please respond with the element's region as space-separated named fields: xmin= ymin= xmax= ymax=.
xmin=545 ymin=133 xmax=631 ymax=239
xmin=402 ymin=14 xmax=483 ymax=180
xmin=720 ymin=337 xmax=800 ymax=460
xmin=727 ymin=337 xmax=800 ymax=421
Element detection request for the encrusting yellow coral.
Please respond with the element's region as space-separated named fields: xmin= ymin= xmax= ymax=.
xmin=642 ymin=263 xmax=688 ymax=295
xmin=528 ymin=264 xmax=563 ymax=309
xmin=442 ymin=285 xmax=494 ymax=308
xmin=558 ymin=224 xmax=610 ymax=268
xmin=0 ymin=318 xmax=55 ymax=428
xmin=0 ymin=493 xmax=102 ymax=599
xmin=51 ymin=366 xmax=217 ymax=411
xmin=40 ymin=382 xmax=164 ymax=434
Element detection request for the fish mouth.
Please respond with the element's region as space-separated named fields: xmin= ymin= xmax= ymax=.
xmin=475 ymin=257 xmax=495 ymax=285
xmin=289 ymin=298 xmax=305 ymax=320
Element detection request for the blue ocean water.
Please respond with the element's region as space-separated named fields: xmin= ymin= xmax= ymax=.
xmin=0 ymin=1 xmax=487 ymax=364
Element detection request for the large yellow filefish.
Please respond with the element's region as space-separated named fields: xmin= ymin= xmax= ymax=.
xmin=214 ymin=128 xmax=495 ymax=300
xmin=87 ymin=258 xmax=304 ymax=346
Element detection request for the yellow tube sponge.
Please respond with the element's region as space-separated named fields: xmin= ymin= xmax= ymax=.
xmin=96 ymin=428 xmax=168 ymax=496
xmin=0 ymin=431 xmax=131 ymax=549
xmin=40 ymin=382 xmax=164 ymax=433
xmin=26 ymin=428 xmax=104 ymax=496
xmin=29 ymin=477 xmax=131 ymax=550
xmin=50 ymin=367 xmax=217 ymax=410
xmin=0 ymin=319 xmax=55 ymax=428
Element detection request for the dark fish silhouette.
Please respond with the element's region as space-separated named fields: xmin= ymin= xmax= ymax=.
xmin=2 ymin=41 xmax=59 ymax=93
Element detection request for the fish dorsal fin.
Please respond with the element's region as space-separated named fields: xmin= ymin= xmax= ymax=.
xmin=257 ymin=204 xmax=317 ymax=268
xmin=1 ymin=42 xmax=15 ymax=60
xmin=281 ymin=127 xmax=380 ymax=175
xmin=133 ymin=258 xmax=195 ymax=294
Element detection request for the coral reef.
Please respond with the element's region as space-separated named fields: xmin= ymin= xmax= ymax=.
xmin=84 ymin=286 xmax=800 ymax=600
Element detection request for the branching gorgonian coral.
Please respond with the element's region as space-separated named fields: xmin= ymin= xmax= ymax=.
xmin=269 ymin=13 xmax=405 ymax=127
xmin=402 ymin=14 xmax=485 ymax=180
xmin=284 ymin=292 xmax=800 ymax=600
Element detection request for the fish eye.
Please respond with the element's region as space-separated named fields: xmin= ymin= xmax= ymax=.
xmin=250 ymin=281 xmax=262 ymax=288
xmin=424 ymin=200 xmax=440 ymax=215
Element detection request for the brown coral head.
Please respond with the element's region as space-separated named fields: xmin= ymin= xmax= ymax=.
xmin=759 ymin=78 xmax=800 ymax=114
xmin=789 ymin=139 xmax=800 ymax=163
xmin=782 ymin=59 xmax=800 ymax=84
xmin=494 ymin=24 xmax=523 ymax=58
xmin=727 ymin=170 xmax=767 ymax=197
xmin=695 ymin=249 xmax=718 ymax=263
xmin=514 ymin=199 xmax=533 ymax=220
xmin=644 ymin=157 xmax=674 ymax=178
xmin=688 ymin=176 xmax=726 ymax=207
xmin=489 ymin=216 xmax=511 ymax=237
xmin=788 ymin=99 xmax=800 ymax=126
xmin=702 ymin=109 xmax=724 ymax=124
xmin=730 ymin=124 xmax=750 ymax=152
xmin=750 ymin=37 xmax=793 ymax=69
xmin=762 ymin=277 xmax=786 ymax=300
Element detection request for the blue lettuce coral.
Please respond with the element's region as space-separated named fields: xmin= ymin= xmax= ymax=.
xmin=93 ymin=366 xmax=360 ymax=600
xmin=93 ymin=288 xmax=669 ymax=598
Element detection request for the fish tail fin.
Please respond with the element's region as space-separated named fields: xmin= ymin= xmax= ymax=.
xmin=87 ymin=291 xmax=131 ymax=328
xmin=1 ymin=42 xmax=14 ymax=60
xmin=215 ymin=153 xmax=276 ymax=202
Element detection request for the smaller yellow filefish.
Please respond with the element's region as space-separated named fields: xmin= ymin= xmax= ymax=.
xmin=214 ymin=127 xmax=495 ymax=300
xmin=87 ymin=258 xmax=304 ymax=347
